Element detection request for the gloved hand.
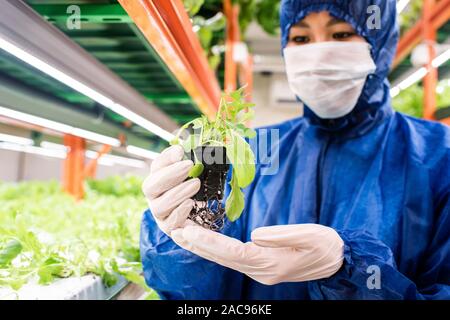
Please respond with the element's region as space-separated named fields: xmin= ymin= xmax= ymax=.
xmin=142 ymin=145 xmax=200 ymax=236
xmin=171 ymin=224 xmax=344 ymax=285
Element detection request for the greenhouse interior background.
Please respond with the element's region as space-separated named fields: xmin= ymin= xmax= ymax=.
xmin=0 ymin=0 xmax=449 ymax=300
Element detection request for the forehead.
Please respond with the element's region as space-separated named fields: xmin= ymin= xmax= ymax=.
xmin=293 ymin=11 xmax=350 ymax=27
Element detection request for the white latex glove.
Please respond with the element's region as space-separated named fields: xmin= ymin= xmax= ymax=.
xmin=142 ymin=145 xmax=200 ymax=236
xmin=171 ymin=224 xmax=344 ymax=285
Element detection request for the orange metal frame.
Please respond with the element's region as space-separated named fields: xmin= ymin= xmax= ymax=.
xmin=224 ymin=0 xmax=254 ymax=95
xmin=240 ymin=55 xmax=254 ymax=102
xmin=423 ymin=0 xmax=438 ymax=120
xmin=224 ymin=0 xmax=240 ymax=92
xmin=394 ymin=0 xmax=450 ymax=124
xmin=63 ymin=134 xmax=112 ymax=199
xmin=63 ymin=134 xmax=85 ymax=200
xmin=393 ymin=0 xmax=450 ymax=68
xmin=118 ymin=0 xmax=221 ymax=119
xmin=84 ymin=144 xmax=112 ymax=178
xmin=224 ymin=0 xmax=254 ymax=127
xmin=241 ymin=55 xmax=254 ymax=128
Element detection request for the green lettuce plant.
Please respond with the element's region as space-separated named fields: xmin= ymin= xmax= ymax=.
xmin=170 ymin=86 xmax=256 ymax=221
xmin=392 ymin=80 xmax=450 ymax=118
xmin=0 ymin=178 xmax=158 ymax=299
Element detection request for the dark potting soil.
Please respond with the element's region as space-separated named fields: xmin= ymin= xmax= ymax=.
xmin=187 ymin=146 xmax=230 ymax=201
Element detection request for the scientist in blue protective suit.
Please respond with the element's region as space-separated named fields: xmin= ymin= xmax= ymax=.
xmin=140 ymin=0 xmax=450 ymax=300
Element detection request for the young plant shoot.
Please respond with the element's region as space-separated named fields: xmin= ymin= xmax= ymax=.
xmin=171 ymin=86 xmax=256 ymax=226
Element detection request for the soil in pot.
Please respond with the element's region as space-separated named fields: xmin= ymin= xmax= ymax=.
xmin=186 ymin=146 xmax=230 ymax=231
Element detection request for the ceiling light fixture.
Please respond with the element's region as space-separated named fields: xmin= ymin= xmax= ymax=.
xmin=126 ymin=145 xmax=159 ymax=160
xmin=391 ymin=49 xmax=450 ymax=97
xmin=0 ymin=141 xmax=66 ymax=159
xmin=0 ymin=37 xmax=174 ymax=142
xmin=0 ymin=105 xmax=120 ymax=146
xmin=397 ymin=0 xmax=410 ymax=14
xmin=85 ymin=150 xmax=146 ymax=169
xmin=0 ymin=133 xmax=33 ymax=146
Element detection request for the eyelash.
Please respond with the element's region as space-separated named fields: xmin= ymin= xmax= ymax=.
xmin=289 ymin=32 xmax=356 ymax=44
xmin=333 ymin=32 xmax=356 ymax=39
xmin=290 ymin=36 xmax=309 ymax=44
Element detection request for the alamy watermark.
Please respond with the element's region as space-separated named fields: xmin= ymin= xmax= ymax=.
xmin=66 ymin=5 xmax=81 ymax=30
xmin=366 ymin=265 xmax=381 ymax=289
xmin=367 ymin=5 xmax=382 ymax=30
xmin=173 ymin=127 xmax=280 ymax=176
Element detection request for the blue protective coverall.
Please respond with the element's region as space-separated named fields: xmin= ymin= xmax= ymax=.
xmin=140 ymin=0 xmax=450 ymax=299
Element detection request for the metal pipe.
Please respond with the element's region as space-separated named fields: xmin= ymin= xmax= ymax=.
xmin=423 ymin=0 xmax=437 ymax=120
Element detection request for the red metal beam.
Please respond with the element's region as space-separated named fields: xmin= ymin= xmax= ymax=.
xmin=423 ymin=0 xmax=438 ymax=120
xmin=224 ymin=0 xmax=254 ymax=127
xmin=63 ymin=134 xmax=85 ymax=200
xmin=118 ymin=0 xmax=220 ymax=119
xmin=240 ymin=55 xmax=254 ymax=128
xmin=224 ymin=0 xmax=240 ymax=92
xmin=393 ymin=0 xmax=450 ymax=68
xmin=84 ymin=144 xmax=112 ymax=178
xmin=239 ymin=55 xmax=254 ymax=102
xmin=155 ymin=1 xmax=221 ymax=103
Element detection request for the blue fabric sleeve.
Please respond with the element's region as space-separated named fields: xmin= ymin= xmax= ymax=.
xmin=308 ymin=198 xmax=450 ymax=300
xmin=140 ymin=208 xmax=245 ymax=300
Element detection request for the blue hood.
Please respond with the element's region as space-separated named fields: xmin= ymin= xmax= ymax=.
xmin=280 ymin=0 xmax=399 ymax=135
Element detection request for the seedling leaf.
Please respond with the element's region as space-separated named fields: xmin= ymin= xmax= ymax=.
xmin=225 ymin=170 xmax=245 ymax=221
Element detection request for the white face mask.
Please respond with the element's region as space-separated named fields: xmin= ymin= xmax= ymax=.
xmin=284 ymin=41 xmax=377 ymax=119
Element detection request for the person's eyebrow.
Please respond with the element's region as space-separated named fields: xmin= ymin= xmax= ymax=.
xmin=294 ymin=20 xmax=310 ymax=28
xmin=326 ymin=18 xmax=347 ymax=27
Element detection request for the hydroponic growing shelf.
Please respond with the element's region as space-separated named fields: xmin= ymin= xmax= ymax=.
xmin=0 ymin=275 xmax=128 ymax=300
xmin=0 ymin=178 xmax=159 ymax=300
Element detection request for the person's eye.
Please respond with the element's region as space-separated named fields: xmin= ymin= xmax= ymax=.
xmin=290 ymin=36 xmax=310 ymax=44
xmin=333 ymin=32 xmax=356 ymax=40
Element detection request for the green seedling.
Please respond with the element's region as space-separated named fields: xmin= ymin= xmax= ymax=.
xmin=170 ymin=86 xmax=256 ymax=221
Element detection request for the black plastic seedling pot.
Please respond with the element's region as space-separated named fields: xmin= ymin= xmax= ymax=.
xmin=189 ymin=146 xmax=230 ymax=201
xmin=187 ymin=146 xmax=230 ymax=230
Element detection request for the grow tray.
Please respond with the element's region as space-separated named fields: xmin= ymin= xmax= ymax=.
xmin=0 ymin=275 xmax=137 ymax=300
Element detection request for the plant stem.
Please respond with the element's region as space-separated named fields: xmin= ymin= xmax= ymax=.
xmin=199 ymin=122 xmax=204 ymax=145
xmin=193 ymin=149 xmax=200 ymax=164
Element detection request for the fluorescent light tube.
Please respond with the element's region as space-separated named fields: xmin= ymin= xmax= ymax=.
xmin=102 ymin=154 xmax=146 ymax=168
xmin=390 ymin=86 xmax=401 ymax=98
xmin=397 ymin=0 xmax=410 ymax=14
xmin=97 ymin=157 xmax=115 ymax=167
xmin=390 ymin=67 xmax=427 ymax=97
xmin=432 ymin=49 xmax=450 ymax=68
xmin=0 ymin=142 xmax=66 ymax=159
xmin=0 ymin=133 xmax=33 ymax=145
xmin=2 ymin=138 xmax=146 ymax=167
xmin=0 ymin=105 xmax=120 ymax=146
xmin=0 ymin=106 xmax=73 ymax=132
xmin=126 ymin=145 xmax=159 ymax=160
xmin=85 ymin=150 xmax=99 ymax=159
xmin=86 ymin=149 xmax=146 ymax=168
xmin=391 ymin=48 xmax=450 ymax=97
xmin=40 ymin=141 xmax=69 ymax=152
xmin=42 ymin=144 xmax=146 ymax=168
xmin=110 ymin=103 xmax=174 ymax=142
xmin=71 ymin=128 xmax=120 ymax=147
xmin=398 ymin=67 xmax=428 ymax=90
xmin=0 ymin=36 xmax=174 ymax=142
